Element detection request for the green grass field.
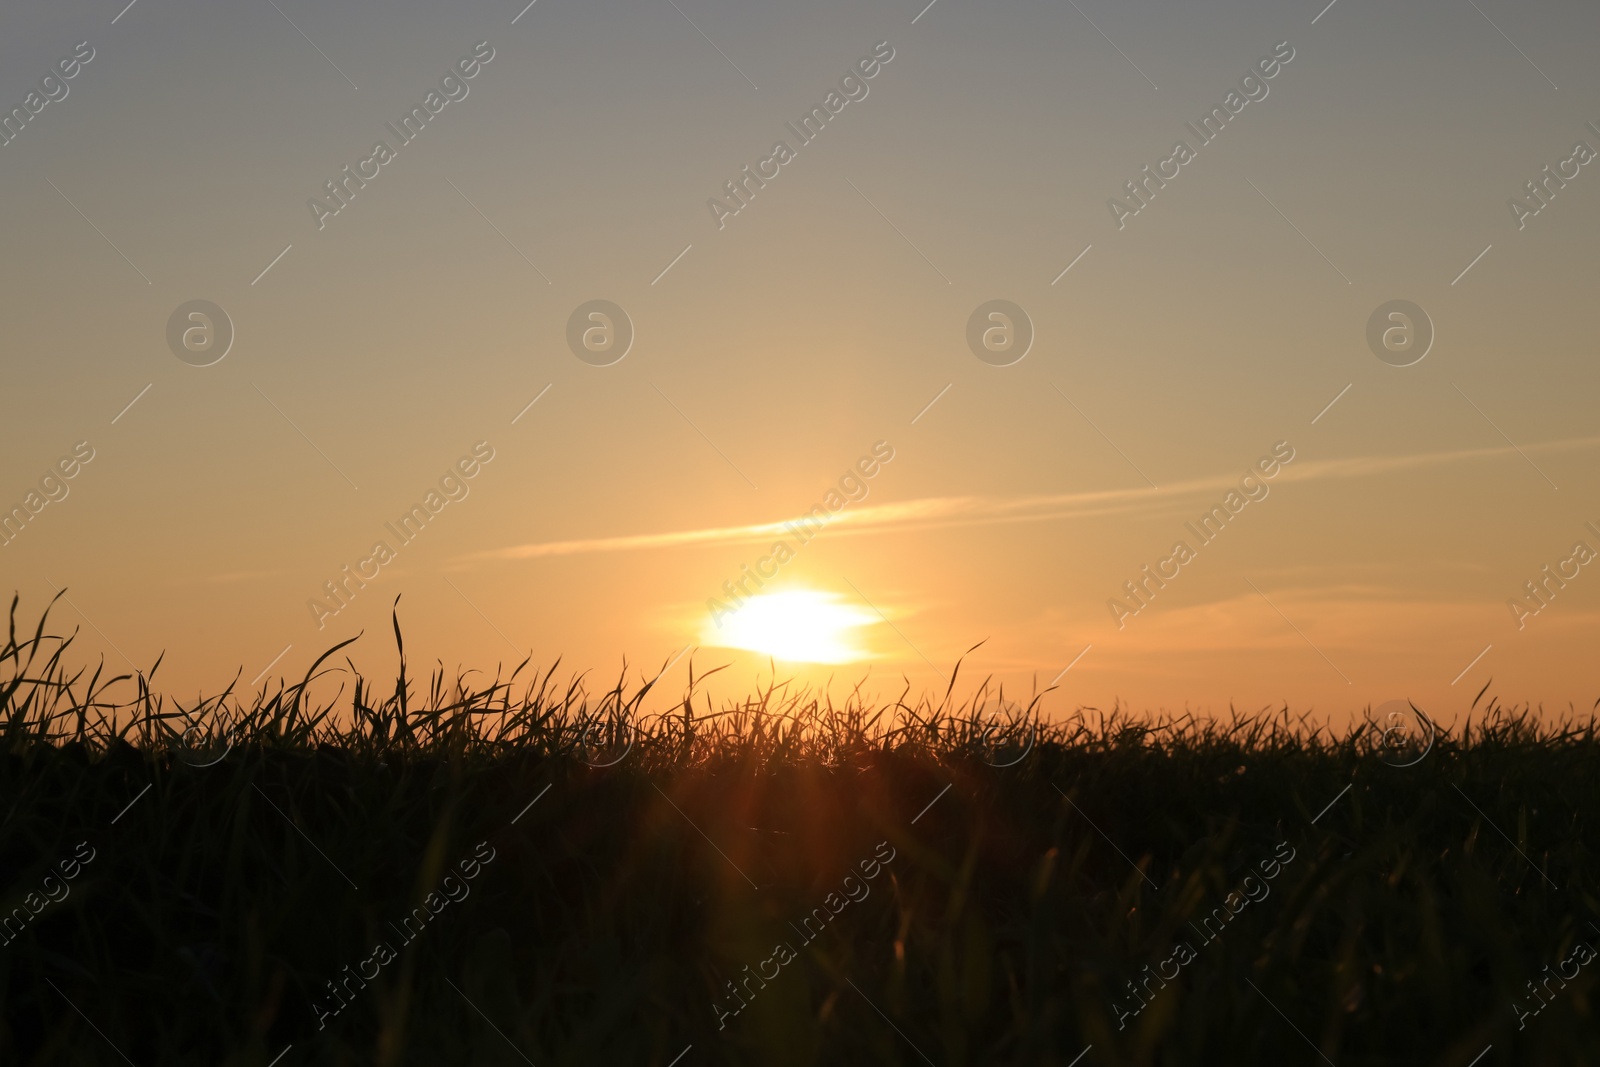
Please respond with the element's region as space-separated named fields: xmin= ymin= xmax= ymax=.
xmin=2 ymin=593 xmax=1596 ymax=1066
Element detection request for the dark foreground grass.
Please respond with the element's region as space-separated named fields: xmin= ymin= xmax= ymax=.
xmin=1 ymin=593 xmax=1597 ymax=1066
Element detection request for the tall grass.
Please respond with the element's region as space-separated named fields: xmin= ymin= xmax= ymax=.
xmin=1 ymin=592 xmax=1596 ymax=1066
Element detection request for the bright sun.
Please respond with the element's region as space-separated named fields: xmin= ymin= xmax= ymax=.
xmin=700 ymin=589 xmax=878 ymax=664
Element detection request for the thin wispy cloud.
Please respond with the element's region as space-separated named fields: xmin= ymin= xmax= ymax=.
xmin=461 ymin=435 xmax=1600 ymax=565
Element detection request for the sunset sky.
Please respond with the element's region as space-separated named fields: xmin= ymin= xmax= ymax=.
xmin=4 ymin=0 xmax=1599 ymax=723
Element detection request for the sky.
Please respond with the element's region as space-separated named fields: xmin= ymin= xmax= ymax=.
xmin=3 ymin=0 xmax=1599 ymax=725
